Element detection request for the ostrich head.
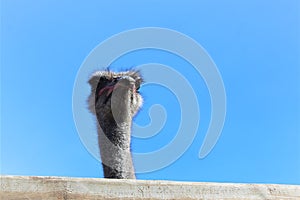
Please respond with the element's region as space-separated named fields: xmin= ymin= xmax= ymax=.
xmin=88 ymin=70 xmax=143 ymax=119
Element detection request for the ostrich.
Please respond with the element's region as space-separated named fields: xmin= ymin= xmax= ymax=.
xmin=87 ymin=70 xmax=143 ymax=179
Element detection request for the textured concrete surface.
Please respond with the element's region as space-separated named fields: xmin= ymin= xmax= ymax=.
xmin=1 ymin=175 xmax=299 ymax=200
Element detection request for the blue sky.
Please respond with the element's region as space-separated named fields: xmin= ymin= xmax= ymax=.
xmin=1 ymin=1 xmax=299 ymax=185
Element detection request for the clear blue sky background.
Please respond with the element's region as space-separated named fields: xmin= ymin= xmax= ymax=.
xmin=1 ymin=1 xmax=299 ymax=185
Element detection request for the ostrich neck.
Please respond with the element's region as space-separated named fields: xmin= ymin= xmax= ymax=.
xmin=97 ymin=89 xmax=136 ymax=179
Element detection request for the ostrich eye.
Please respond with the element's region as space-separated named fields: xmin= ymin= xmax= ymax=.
xmin=136 ymin=85 xmax=140 ymax=90
xmin=135 ymin=81 xmax=141 ymax=90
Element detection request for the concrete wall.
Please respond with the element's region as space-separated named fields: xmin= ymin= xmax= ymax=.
xmin=1 ymin=176 xmax=299 ymax=200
